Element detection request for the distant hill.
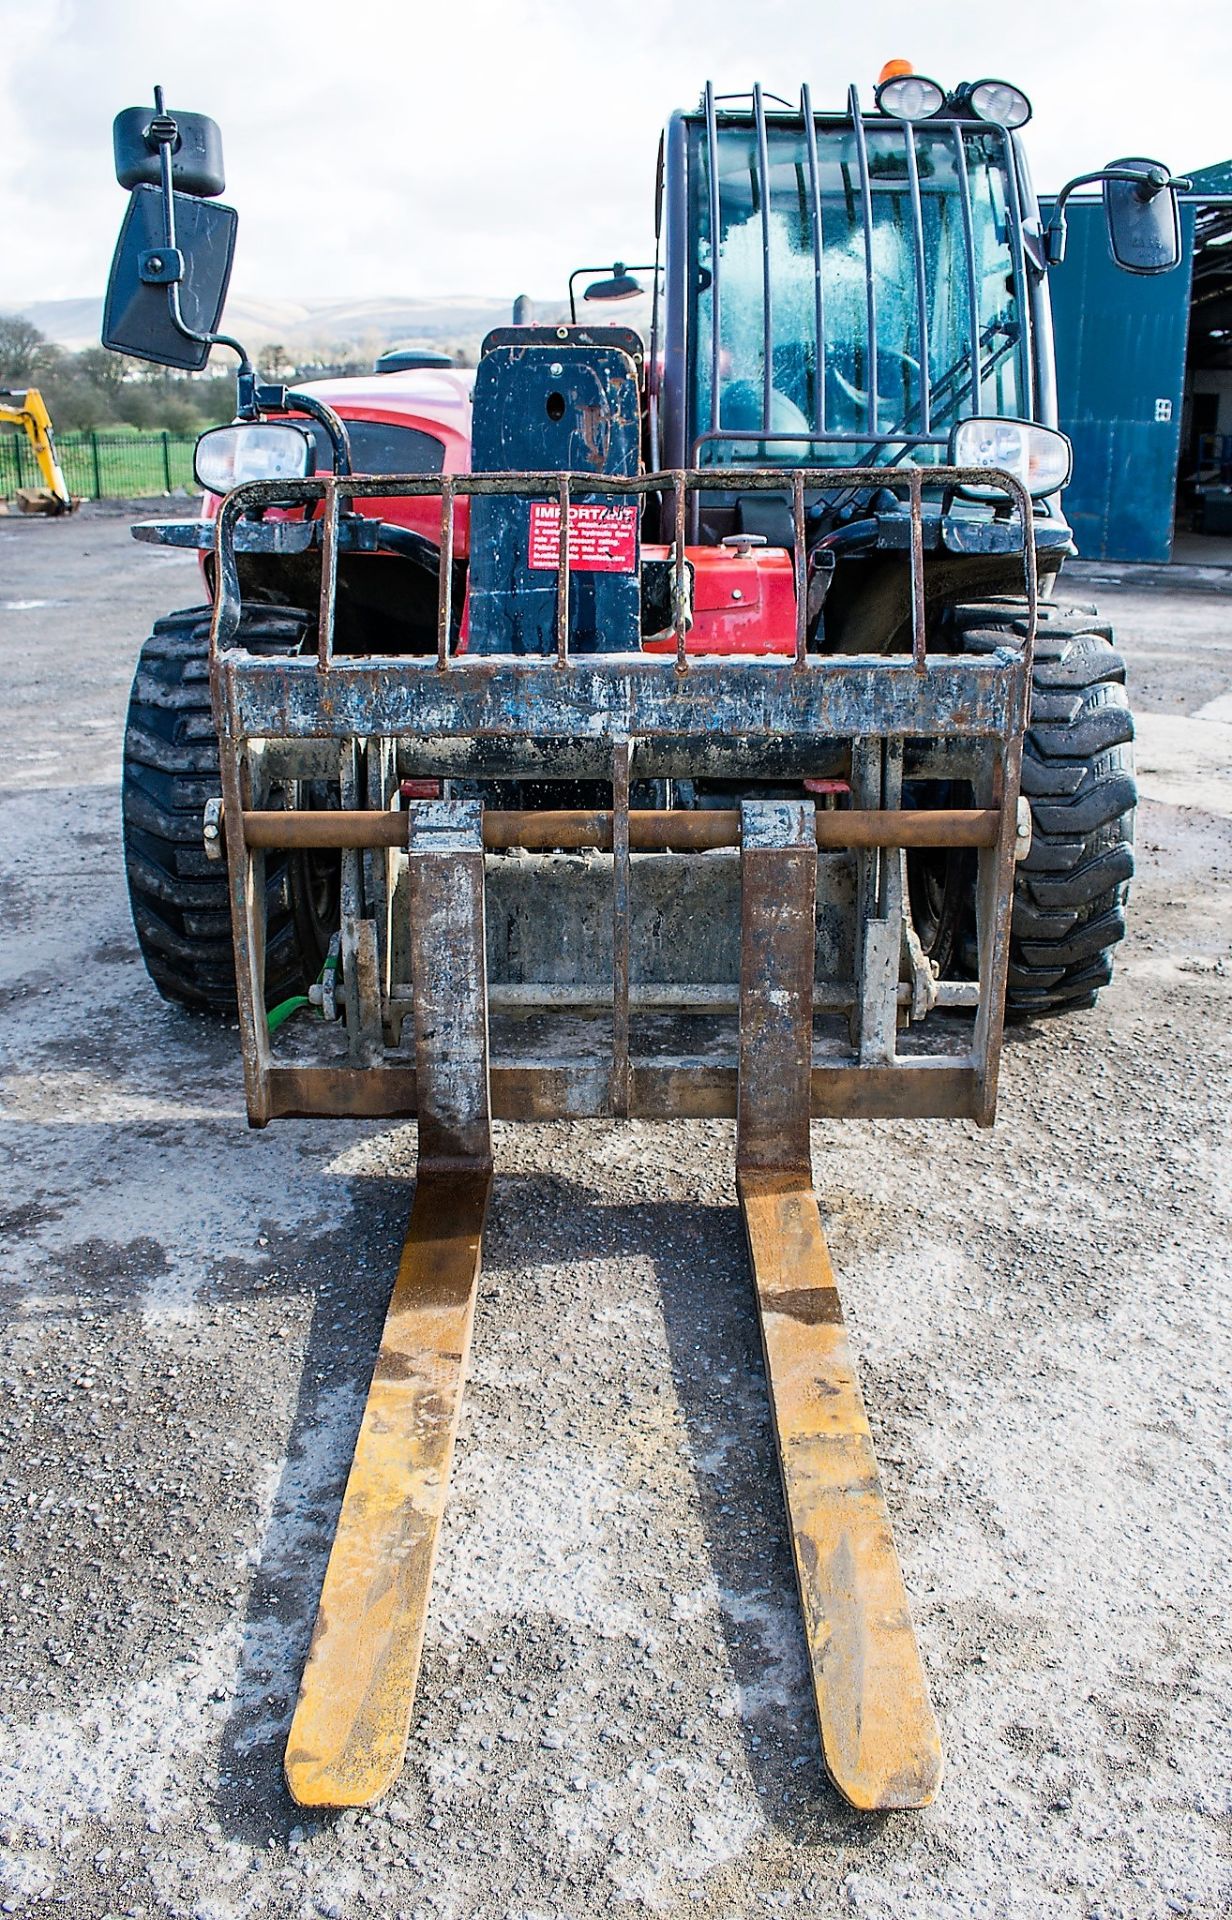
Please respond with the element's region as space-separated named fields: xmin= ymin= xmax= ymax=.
xmin=14 ymin=292 xmax=570 ymax=360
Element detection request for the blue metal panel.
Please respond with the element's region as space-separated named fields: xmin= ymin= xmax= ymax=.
xmin=467 ymin=344 xmax=642 ymax=655
xmin=1044 ymin=200 xmax=1195 ymax=562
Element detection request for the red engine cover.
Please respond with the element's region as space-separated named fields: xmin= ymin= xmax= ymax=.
xmin=642 ymin=544 xmax=797 ymax=655
xmin=199 ymin=369 xmax=799 ymax=656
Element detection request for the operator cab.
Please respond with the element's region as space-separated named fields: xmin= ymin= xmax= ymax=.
xmin=668 ymin=92 xmax=1030 ymax=469
xmin=651 ymin=74 xmax=1184 ymax=579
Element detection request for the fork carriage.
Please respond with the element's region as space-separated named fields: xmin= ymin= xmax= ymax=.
xmin=210 ymin=462 xmax=1035 ymax=1136
xmin=197 ymin=461 xmax=1038 ymax=1811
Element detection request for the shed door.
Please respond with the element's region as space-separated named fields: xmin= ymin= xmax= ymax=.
xmin=1043 ymin=199 xmax=1195 ymax=563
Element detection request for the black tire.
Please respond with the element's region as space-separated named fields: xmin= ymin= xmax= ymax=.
xmin=122 ymin=605 xmax=338 ymax=1014
xmin=948 ymin=599 xmax=1136 ymax=1014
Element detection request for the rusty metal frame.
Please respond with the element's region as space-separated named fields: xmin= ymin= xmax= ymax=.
xmin=240 ymin=807 xmax=1001 ymax=852
xmin=611 ymin=740 xmax=632 ymax=1118
xmin=208 ymin=463 xmax=1035 ymax=666
xmin=209 ymin=462 xmax=1034 ymax=1132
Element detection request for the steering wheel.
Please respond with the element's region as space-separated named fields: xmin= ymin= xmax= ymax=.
xmin=831 ymin=345 xmax=922 ymax=413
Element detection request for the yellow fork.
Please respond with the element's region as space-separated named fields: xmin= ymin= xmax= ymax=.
xmin=284 ymin=1166 xmax=490 ymax=1808
xmin=739 ymin=1169 xmax=942 ymax=1808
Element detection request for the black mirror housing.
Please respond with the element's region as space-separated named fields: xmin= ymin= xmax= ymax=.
xmin=102 ymin=184 xmax=237 ymax=370
xmin=1103 ymin=157 xmax=1182 ymax=274
xmin=113 ymin=105 xmax=225 ymax=198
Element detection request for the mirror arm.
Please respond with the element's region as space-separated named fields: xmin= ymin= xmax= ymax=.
xmin=165 ymin=278 xmax=253 ymax=376
xmin=1044 ymin=166 xmax=1192 ymax=268
xmin=1044 ymin=169 xmax=1104 ymax=265
xmin=283 ymin=391 xmax=354 ymax=477
xmin=143 ymin=86 xmax=256 ymax=383
xmin=233 ymin=377 xmax=353 ymax=477
xmin=234 ymin=367 xmax=262 ymax=421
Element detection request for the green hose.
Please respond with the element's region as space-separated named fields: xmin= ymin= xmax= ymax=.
xmin=267 ymin=950 xmax=336 ymax=1035
xmin=266 ymin=994 xmax=310 ymax=1034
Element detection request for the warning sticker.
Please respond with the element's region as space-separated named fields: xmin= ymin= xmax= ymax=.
xmin=528 ymin=501 xmax=638 ymax=573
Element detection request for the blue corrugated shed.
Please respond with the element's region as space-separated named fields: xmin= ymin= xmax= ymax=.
xmin=1044 ymin=199 xmax=1196 ymax=563
xmin=1186 ymin=159 xmax=1232 ymax=195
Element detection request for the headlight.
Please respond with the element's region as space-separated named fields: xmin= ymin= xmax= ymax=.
xmin=967 ymin=79 xmax=1032 ymax=129
xmin=949 ymin=418 xmax=1072 ymax=498
xmin=875 ymin=73 xmax=945 ymax=121
xmin=194 ymin=422 xmax=313 ymax=494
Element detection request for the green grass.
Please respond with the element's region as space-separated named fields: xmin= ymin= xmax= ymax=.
xmin=0 ymin=430 xmax=198 ymax=501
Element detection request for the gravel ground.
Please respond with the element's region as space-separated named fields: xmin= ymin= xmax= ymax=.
xmin=0 ymin=507 xmax=1229 ymax=1920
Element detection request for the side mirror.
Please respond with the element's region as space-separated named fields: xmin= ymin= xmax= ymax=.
xmin=102 ymin=183 xmax=237 ymax=370
xmin=584 ymin=264 xmax=645 ymax=303
xmin=113 ymin=104 xmax=225 ymax=198
xmin=102 ymin=93 xmax=241 ymax=373
xmin=567 ymin=262 xmax=656 ymax=323
xmin=1102 ymin=157 xmax=1182 ymax=274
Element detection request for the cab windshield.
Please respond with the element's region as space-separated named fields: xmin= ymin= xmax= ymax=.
xmin=689 ymin=114 xmax=1030 ymax=466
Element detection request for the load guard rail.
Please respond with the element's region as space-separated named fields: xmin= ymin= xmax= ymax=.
xmin=204 ymin=463 xmax=1036 ymax=1132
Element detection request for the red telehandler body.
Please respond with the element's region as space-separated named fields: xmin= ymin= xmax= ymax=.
xmin=104 ymin=72 xmax=1185 ymax=1809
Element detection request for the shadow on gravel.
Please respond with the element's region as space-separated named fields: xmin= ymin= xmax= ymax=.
xmin=491 ymin=1171 xmax=891 ymax=1846
xmin=209 ymin=1165 xmax=416 ymax=1847
xmin=645 ymin=1190 xmax=889 ymax=1848
xmin=206 ymin=1162 xmax=892 ymax=1852
xmin=483 ymin=1172 xmax=875 ymax=1843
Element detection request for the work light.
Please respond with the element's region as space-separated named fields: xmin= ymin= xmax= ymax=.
xmin=966 ymin=79 xmax=1032 ymax=129
xmin=874 ymin=72 xmax=945 ymax=121
xmin=950 ymin=417 xmax=1072 ymax=497
xmin=584 ymin=263 xmax=645 ymax=302
xmin=194 ymin=421 xmax=313 ymax=493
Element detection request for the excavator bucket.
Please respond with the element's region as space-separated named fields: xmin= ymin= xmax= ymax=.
xmin=203 ymin=436 xmax=1034 ymax=1811
xmin=14 ymin=487 xmax=76 ymax=516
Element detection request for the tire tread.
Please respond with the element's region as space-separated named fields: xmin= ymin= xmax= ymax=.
xmin=122 ymin=607 xmax=322 ymax=1014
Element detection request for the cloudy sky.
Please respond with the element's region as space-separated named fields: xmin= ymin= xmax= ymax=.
xmin=1 ymin=0 xmax=1228 ymax=310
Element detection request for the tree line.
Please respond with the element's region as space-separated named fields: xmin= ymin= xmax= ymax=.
xmin=0 ymin=313 xmax=238 ymax=433
xmin=0 ymin=315 xmax=389 ymax=435
xmin=2 ymin=313 xmax=484 ymax=436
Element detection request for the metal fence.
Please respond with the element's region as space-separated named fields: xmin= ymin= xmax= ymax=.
xmin=0 ymin=429 xmax=198 ymax=502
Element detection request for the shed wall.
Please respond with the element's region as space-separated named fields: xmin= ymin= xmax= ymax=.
xmin=1044 ymin=200 xmax=1195 ymax=563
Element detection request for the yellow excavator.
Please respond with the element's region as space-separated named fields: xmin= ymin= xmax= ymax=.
xmin=0 ymin=388 xmax=76 ymax=514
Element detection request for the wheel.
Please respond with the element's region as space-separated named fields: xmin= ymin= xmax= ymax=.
xmin=905 ymin=820 xmax=973 ymax=980
xmin=917 ymin=599 xmax=1136 ymax=1015
xmin=121 ymin=605 xmax=339 ymax=1014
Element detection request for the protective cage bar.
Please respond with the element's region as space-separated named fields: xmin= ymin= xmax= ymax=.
xmin=210 ymin=463 xmax=1033 ymax=1134
xmin=209 ymin=461 xmax=1036 ymax=669
xmin=691 ymin=89 xmax=1031 ymax=458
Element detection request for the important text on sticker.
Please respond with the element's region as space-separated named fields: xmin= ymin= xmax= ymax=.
xmin=527 ymin=501 xmax=639 ymax=573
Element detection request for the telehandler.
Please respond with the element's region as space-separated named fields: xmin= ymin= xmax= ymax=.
xmin=104 ymin=71 xmax=1187 ymax=1811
